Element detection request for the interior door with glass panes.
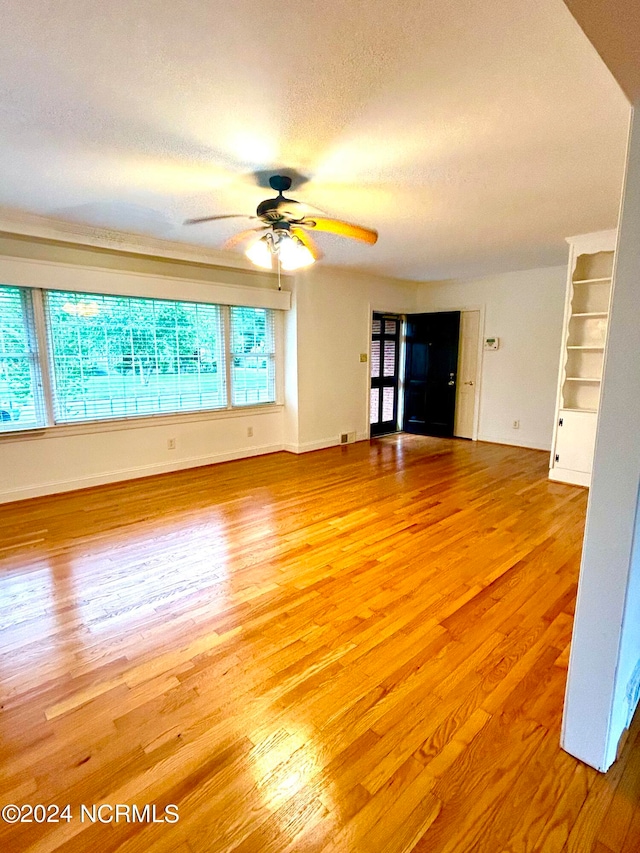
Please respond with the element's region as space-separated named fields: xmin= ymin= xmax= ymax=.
xmin=370 ymin=313 xmax=401 ymax=436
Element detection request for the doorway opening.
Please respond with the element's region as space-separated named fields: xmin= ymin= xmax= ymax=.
xmin=370 ymin=309 xmax=481 ymax=441
xmin=403 ymin=311 xmax=461 ymax=437
xmin=370 ymin=313 xmax=401 ymax=437
xmin=401 ymin=309 xmax=481 ymax=440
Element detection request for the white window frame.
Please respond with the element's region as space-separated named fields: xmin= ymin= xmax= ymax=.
xmin=0 ymin=255 xmax=288 ymax=438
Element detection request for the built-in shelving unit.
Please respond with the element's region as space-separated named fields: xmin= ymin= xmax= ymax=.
xmin=549 ymin=231 xmax=616 ymax=487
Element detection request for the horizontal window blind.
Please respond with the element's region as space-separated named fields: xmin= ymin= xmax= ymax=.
xmin=0 ymin=286 xmax=279 ymax=433
xmin=229 ymin=307 xmax=276 ymax=406
xmin=0 ymin=285 xmax=45 ymax=431
xmin=45 ymin=291 xmax=227 ymax=423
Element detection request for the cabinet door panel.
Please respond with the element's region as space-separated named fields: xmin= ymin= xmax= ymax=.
xmin=555 ymin=410 xmax=598 ymax=473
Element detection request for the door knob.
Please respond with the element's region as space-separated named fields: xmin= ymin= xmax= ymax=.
xmin=464 ymin=381 xmax=474 ymax=386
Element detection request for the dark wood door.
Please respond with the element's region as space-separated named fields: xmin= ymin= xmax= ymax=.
xmin=403 ymin=311 xmax=460 ymax=437
xmin=370 ymin=313 xmax=401 ymax=436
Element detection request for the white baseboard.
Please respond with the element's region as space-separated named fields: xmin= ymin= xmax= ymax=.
xmin=0 ymin=442 xmax=284 ymax=504
xmin=283 ymin=438 xmax=340 ymax=454
xmin=478 ymin=433 xmax=551 ymax=452
xmin=283 ymin=433 xmax=369 ymax=455
xmin=281 ymin=442 xmax=301 ymax=453
xmin=549 ymin=468 xmax=591 ymax=487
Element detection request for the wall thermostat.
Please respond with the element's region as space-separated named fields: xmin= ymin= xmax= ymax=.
xmin=484 ymin=337 xmax=500 ymax=350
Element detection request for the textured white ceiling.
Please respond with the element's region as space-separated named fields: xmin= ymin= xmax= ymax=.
xmin=0 ymin=0 xmax=630 ymax=280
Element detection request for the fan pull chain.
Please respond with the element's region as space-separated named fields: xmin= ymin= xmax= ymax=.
xmin=277 ymin=252 xmax=282 ymax=291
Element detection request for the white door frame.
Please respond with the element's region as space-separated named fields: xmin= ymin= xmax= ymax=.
xmin=365 ymin=304 xmax=485 ymax=440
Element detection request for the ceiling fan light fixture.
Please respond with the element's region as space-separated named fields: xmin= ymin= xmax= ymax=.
xmin=278 ymin=235 xmax=315 ymax=271
xmin=245 ymin=231 xmax=315 ymax=272
xmin=245 ymin=235 xmax=273 ymax=269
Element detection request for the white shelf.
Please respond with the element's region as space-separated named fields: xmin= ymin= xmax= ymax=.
xmin=552 ymin=234 xmax=616 ymax=488
xmin=567 ymin=346 xmax=604 ymax=351
xmin=571 ymin=312 xmax=608 ymax=318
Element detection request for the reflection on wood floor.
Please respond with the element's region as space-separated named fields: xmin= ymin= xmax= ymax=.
xmin=0 ymin=434 xmax=638 ymax=853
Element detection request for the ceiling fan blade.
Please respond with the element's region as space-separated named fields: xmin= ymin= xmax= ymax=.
xmin=184 ymin=214 xmax=257 ymax=225
xmin=291 ymin=227 xmax=323 ymax=260
xmin=301 ymin=217 xmax=378 ymax=244
xmin=222 ymin=227 xmax=268 ymax=250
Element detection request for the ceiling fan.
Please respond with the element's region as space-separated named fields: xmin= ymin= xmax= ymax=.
xmin=185 ymin=175 xmax=378 ymax=272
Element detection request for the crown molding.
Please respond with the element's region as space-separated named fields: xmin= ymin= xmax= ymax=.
xmin=0 ymin=206 xmax=269 ymax=275
xmin=565 ymin=229 xmax=617 ymax=254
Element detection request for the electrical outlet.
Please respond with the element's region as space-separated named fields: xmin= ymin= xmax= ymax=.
xmin=512 ymin=420 xmax=520 ymax=430
xmin=247 ymin=426 xmax=253 ymax=438
xmin=167 ymin=438 xmax=176 ymax=450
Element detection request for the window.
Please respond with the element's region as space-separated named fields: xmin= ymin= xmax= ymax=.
xmin=0 ymin=286 xmax=45 ymax=432
xmin=46 ymin=291 xmax=226 ymax=422
xmin=230 ymin=306 xmax=276 ymax=406
xmin=0 ymin=286 xmax=278 ymax=432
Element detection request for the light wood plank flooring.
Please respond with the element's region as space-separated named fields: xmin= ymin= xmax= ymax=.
xmin=0 ymin=435 xmax=638 ymax=853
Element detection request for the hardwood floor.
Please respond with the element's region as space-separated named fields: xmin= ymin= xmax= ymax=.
xmin=0 ymin=434 xmax=638 ymax=853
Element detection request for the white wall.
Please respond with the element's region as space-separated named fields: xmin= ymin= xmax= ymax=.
xmin=287 ymin=265 xmax=418 ymax=452
xmin=0 ymin=236 xmax=421 ymax=500
xmin=415 ymin=266 xmax=567 ymax=451
xmin=0 ymin=233 xmax=571 ymax=501
xmin=1 ymin=409 xmax=284 ymax=503
xmin=562 ymin=106 xmax=640 ymax=771
xmin=282 ymin=287 xmax=300 ymax=453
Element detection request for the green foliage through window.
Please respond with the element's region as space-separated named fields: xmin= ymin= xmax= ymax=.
xmin=0 ymin=286 xmax=43 ymax=431
xmin=230 ymin=306 xmax=276 ymax=406
xmin=46 ymin=292 xmax=227 ymax=422
xmin=0 ymin=285 xmax=277 ymax=431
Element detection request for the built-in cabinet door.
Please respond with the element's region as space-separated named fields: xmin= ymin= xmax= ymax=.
xmin=554 ymin=410 xmax=598 ymax=474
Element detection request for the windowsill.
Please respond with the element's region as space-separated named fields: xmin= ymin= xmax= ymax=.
xmin=0 ymin=402 xmax=283 ymax=442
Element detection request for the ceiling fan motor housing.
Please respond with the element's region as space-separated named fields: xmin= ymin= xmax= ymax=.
xmin=269 ymin=175 xmax=292 ymax=193
xmin=256 ymin=199 xmax=290 ymax=221
xmin=257 ymin=176 xmax=298 ymax=221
